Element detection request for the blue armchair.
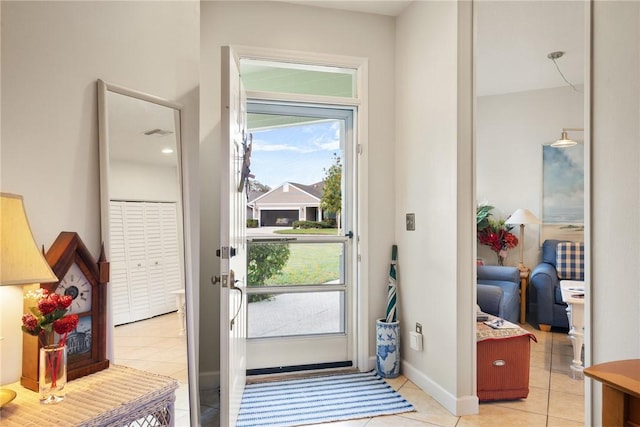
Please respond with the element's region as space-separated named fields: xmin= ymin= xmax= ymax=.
xmin=477 ymin=265 xmax=520 ymax=323
xmin=529 ymin=240 xmax=584 ymax=331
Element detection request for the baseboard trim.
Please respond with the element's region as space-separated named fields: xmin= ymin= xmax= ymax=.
xmin=402 ymin=360 xmax=478 ymax=416
xmin=367 ymin=356 xmax=376 ymax=372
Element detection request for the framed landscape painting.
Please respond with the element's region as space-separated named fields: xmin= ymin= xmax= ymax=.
xmin=542 ymin=144 xmax=584 ymax=242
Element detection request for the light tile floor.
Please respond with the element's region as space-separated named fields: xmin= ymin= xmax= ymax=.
xmin=116 ymin=314 xmax=584 ymax=427
xmin=113 ymin=312 xmax=192 ymax=427
xmin=310 ymin=323 xmax=584 ymax=427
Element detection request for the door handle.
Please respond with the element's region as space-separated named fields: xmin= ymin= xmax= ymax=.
xmin=211 ymin=275 xmax=221 ymax=285
xmin=229 ymin=270 xmax=243 ymax=331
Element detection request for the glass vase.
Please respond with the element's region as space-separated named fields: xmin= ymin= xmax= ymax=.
xmin=39 ymin=343 xmax=67 ymax=404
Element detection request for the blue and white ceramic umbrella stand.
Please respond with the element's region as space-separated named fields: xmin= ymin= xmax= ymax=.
xmin=376 ymin=245 xmax=400 ymax=378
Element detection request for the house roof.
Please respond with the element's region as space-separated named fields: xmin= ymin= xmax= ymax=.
xmin=290 ymin=181 xmax=324 ymax=199
xmin=248 ymin=181 xmax=324 ymax=206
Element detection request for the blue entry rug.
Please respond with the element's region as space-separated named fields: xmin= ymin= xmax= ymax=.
xmin=236 ymin=371 xmax=415 ymax=427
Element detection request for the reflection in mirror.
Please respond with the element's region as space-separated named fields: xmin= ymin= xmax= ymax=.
xmin=97 ymin=80 xmax=195 ymax=425
xmin=475 ymin=0 xmax=589 ymax=417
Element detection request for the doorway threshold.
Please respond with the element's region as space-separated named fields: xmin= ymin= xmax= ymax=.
xmin=246 ymin=361 xmax=354 ymax=383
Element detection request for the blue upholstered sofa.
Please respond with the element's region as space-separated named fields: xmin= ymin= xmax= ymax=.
xmin=530 ymin=240 xmax=584 ymax=331
xmin=477 ymin=265 xmax=520 ymax=324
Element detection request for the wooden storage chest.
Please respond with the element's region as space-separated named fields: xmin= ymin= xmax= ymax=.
xmin=477 ymin=318 xmax=537 ymax=401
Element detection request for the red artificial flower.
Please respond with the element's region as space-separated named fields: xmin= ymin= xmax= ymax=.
xmin=37 ymin=292 xmax=58 ymax=315
xmin=477 ymin=217 xmax=518 ymax=255
xmin=57 ymin=294 xmax=73 ymax=310
xmin=53 ymin=315 xmax=79 ymax=335
xmin=22 ymin=313 xmax=39 ymax=332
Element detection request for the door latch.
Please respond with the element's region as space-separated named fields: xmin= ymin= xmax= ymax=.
xmin=216 ymin=246 xmax=237 ymax=259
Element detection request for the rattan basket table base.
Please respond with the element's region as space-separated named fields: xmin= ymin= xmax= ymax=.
xmin=0 ymin=365 xmax=179 ymax=426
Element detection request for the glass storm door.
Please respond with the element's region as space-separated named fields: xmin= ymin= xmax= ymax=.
xmin=244 ymin=101 xmax=356 ymax=373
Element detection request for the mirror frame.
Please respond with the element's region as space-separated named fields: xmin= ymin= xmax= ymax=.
xmin=97 ymin=79 xmax=198 ymax=424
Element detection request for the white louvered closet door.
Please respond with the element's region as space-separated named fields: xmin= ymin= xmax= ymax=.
xmin=110 ymin=201 xmax=182 ymax=325
xmin=144 ymin=203 xmax=165 ymax=317
xmin=125 ymin=202 xmax=151 ymax=322
xmin=159 ymin=203 xmax=182 ymax=307
xmin=109 ymin=201 xmax=132 ymax=325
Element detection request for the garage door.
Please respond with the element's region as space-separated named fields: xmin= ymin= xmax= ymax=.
xmin=261 ymin=210 xmax=299 ymax=226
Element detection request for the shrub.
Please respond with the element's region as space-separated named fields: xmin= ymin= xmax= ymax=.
xmin=292 ymin=220 xmax=337 ymax=229
xmin=320 ymin=219 xmax=337 ymax=228
xmin=247 ymin=243 xmax=290 ymax=303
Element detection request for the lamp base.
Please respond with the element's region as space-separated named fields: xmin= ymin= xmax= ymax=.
xmin=0 ymin=388 xmax=17 ymax=408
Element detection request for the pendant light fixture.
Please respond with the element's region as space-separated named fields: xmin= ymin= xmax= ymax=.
xmin=551 ymin=128 xmax=583 ymax=148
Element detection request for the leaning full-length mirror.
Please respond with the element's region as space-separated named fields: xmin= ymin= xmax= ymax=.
xmin=475 ymin=1 xmax=589 ymax=422
xmin=97 ymin=80 xmax=196 ymax=425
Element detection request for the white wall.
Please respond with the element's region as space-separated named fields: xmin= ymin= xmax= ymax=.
xmin=590 ymin=1 xmax=640 ymax=422
xmin=395 ymin=1 xmax=476 ymax=415
xmin=0 ymin=0 xmax=200 ymax=397
xmin=477 ymin=86 xmax=584 ymax=268
xmin=200 ymin=1 xmax=396 ymax=386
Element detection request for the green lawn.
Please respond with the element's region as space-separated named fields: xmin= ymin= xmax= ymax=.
xmin=273 ymin=228 xmax=339 ymax=235
xmin=264 ymin=243 xmax=342 ymax=285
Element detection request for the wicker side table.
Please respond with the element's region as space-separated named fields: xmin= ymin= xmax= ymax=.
xmin=0 ymin=365 xmax=178 ymax=427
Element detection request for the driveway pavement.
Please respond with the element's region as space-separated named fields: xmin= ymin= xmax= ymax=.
xmin=247 ymin=226 xmax=290 ymax=236
xmin=247 ymin=291 xmax=343 ymax=338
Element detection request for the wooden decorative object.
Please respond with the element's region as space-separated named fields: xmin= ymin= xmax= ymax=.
xmin=21 ymin=232 xmax=109 ymax=391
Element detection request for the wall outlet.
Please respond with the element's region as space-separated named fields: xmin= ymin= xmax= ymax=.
xmin=406 ymin=213 xmax=415 ymax=231
xmin=415 ymin=322 xmax=422 ymax=334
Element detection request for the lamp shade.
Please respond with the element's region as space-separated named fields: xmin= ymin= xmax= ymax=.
xmin=0 ymin=193 xmax=58 ymax=286
xmin=505 ymin=208 xmax=541 ymax=225
xmin=551 ymin=131 xmax=578 ymax=148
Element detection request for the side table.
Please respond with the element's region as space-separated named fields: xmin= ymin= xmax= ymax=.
xmin=0 ymin=365 xmax=178 ymax=426
xmin=169 ymin=288 xmax=186 ymax=335
xmin=518 ymin=267 xmax=531 ymax=324
xmin=584 ymin=359 xmax=640 ymax=427
xmin=560 ymin=280 xmax=585 ymax=379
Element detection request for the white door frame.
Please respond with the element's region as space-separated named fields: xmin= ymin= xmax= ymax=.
xmin=232 ymin=45 xmax=370 ymax=372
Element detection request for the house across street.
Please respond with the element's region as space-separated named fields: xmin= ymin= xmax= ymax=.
xmin=247 ymin=181 xmax=325 ymax=227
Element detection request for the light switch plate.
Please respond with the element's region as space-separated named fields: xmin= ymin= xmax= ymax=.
xmin=406 ymin=213 xmax=415 ymax=231
xmin=409 ymin=331 xmax=423 ymax=351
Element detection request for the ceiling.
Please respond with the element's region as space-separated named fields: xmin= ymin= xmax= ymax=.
xmin=476 ymin=1 xmax=585 ymax=96
xmin=107 ymin=90 xmax=179 ymax=168
xmin=281 ymin=0 xmax=585 ymax=96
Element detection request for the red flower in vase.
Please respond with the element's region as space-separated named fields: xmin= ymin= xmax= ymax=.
xmin=22 ymin=289 xmax=79 ymax=347
xmin=477 ymin=207 xmax=518 ymax=265
xmin=53 ymin=315 xmax=79 ymax=336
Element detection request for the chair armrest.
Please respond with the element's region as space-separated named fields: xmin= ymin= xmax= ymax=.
xmin=530 ymin=262 xmax=560 ymax=325
xmin=477 ymin=284 xmax=503 ymax=317
xmin=477 ymin=265 xmax=520 ymax=284
xmin=531 ymin=262 xmax=559 ymax=289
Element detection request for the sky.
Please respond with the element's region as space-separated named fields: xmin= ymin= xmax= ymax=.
xmin=249 ymin=119 xmax=342 ymax=189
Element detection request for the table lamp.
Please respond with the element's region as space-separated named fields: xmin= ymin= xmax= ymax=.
xmin=505 ymin=208 xmax=541 ymax=271
xmin=0 ymin=193 xmax=58 ymax=404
